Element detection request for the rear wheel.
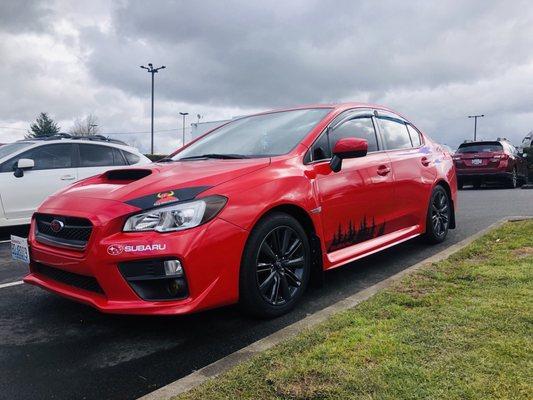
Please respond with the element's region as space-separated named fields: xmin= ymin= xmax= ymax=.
xmin=239 ymin=212 xmax=311 ymax=318
xmin=457 ymin=180 xmax=464 ymax=190
xmin=507 ymin=168 xmax=518 ymax=188
xmin=424 ymin=186 xmax=451 ymax=244
xmin=473 ymin=179 xmax=482 ymax=189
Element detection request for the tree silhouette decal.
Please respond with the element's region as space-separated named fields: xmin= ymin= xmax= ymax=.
xmin=328 ymin=216 xmax=386 ymax=252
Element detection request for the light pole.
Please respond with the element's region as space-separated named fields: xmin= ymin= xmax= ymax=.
xmin=467 ymin=114 xmax=484 ymax=141
xmin=179 ymin=112 xmax=189 ymax=147
xmin=140 ymin=63 xmax=166 ymax=154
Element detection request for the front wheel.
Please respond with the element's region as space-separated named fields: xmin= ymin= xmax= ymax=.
xmin=424 ymin=186 xmax=451 ymax=244
xmin=239 ymin=212 xmax=311 ymax=318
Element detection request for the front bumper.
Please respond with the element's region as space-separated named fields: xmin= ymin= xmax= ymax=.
xmin=24 ymin=196 xmax=248 ymax=315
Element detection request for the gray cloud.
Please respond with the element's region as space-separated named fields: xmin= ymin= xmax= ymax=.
xmin=0 ymin=0 xmax=532 ymax=151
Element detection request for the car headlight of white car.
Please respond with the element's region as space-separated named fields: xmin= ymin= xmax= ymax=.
xmin=123 ymin=196 xmax=227 ymax=232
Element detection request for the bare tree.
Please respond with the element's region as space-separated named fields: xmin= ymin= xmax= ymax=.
xmin=69 ymin=114 xmax=100 ymax=136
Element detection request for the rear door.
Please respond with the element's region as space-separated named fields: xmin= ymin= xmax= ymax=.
xmin=76 ymin=143 xmax=128 ymax=180
xmin=311 ymin=111 xmax=394 ymax=254
xmin=0 ymin=143 xmax=77 ymax=220
xmin=375 ymin=111 xmax=435 ymax=231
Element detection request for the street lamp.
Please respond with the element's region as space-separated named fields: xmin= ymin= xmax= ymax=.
xmin=140 ymin=63 xmax=166 ymax=154
xmin=179 ymin=112 xmax=189 ymax=147
xmin=467 ymin=114 xmax=484 ymax=141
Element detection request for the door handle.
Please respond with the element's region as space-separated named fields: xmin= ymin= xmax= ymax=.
xmin=377 ymin=165 xmax=391 ymax=176
xmin=61 ymin=175 xmax=76 ymax=181
xmin=421 ymin=157 xmax=431 ymax=167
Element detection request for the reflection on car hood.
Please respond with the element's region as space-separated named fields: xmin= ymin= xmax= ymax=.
xmin=52 ymin=158 xmax=271 ymax=206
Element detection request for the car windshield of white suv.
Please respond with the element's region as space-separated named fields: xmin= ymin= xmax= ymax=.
xmin=173 ymin=108 xmax=332 ymax=160
xmin=0 ymin=142 xmax=33 ymax=160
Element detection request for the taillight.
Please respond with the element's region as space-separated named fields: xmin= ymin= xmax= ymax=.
xmin=491 ymin=154 xmax=508 ymax=162
xmin=452 ymin=155 xmax=461 ymax=161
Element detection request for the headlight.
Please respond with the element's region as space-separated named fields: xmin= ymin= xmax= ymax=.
xmin=123 ymin=195 xmax=227 ymax=232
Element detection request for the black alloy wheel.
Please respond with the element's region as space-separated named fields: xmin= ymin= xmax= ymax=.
xmin=240 ymin=212 xmax=311 ymax=318
xmin=424 ymin=186 xmax=451 ymax=243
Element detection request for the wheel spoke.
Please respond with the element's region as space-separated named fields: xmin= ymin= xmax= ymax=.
xmin=284 ymin=268 xmax=301 ymax=287
xmin=270 ymin=275 xmax=280 ymax=303
xmin=259 ymin=271 xmax=276 ymax=293
xmin=284 ymin=256 xmax=304 ymax=268
xmin=260 ymin=242 xmax=278 ymax=261
xmin=280 ymin=228 xmax=291 ymax=255
xmin=285 ymin=238 xmax=302 ymax=258
xmin=279 ymin=274 xmax=291 ymax=300
xmin=257 ymin=263 xmax=273 ymax=273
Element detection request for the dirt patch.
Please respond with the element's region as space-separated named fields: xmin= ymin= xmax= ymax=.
xmin=512 ymin=247 xmax=533 ymax=259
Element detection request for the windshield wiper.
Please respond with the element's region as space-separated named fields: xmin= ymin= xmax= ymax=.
xmin=179 ymin=153 xmax=249 ymax=160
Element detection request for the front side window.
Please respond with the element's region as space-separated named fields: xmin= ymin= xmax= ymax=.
xmin=332 ymin=117 xmax=378 ymax=152
xmin=378 ymin=117 xmax=412 ymax=150
xmin=173 ymin=108 xmax=332 ymax=160
xmin=79 ymin=144 xmax=115 ymax=167
xmin=0 ymin=144 xmax=73 ymax=172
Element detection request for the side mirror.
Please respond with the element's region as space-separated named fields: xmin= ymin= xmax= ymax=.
xmin=14 ymin=158 xmax=34 ymax=178
xmin=330 ymin=138 xmax=368 ymax=172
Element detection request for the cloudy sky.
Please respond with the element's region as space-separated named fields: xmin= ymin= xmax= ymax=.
xmin=0 ymin=0 xmax=532 ymax=153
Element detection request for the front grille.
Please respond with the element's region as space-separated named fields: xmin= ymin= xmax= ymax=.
xmin=35 ymin=214 xmax=92 ymax=250
xmin=33 ymin=262 xmax=104 ymax=295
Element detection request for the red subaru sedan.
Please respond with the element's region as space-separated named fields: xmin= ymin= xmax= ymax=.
xmin=24 ymin=104 xmax=457 ymax=318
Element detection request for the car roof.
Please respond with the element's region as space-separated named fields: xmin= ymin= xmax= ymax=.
xmin=16 ymin=138 xmax=140 ymax=152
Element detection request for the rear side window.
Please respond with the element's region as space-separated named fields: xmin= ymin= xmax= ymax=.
xmin=1 ymin=144 xmax=74 ymax=172
xmin=332 ymin=117 xmax=378 ymax=152
xmin=456 ymin=143 xmax=503 ymax=153
xmin=378 ymin=118 xmax=412 ymax=150
xmin=123 ymin=151 xmax=140 ymax=165
xmin=407 ymin=125 xmax=422 ymax=147
xmin=79 ymin=144 xmax=115 ymax=167
xmin=112 ymin=148 xmax=127 ymax=165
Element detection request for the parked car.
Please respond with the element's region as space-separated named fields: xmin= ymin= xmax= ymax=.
xmin=453 ymin=139 xmax=528 ymax=189
xmin=23 ymin=104 xmax=457 ymax=318
xmin=521 ymin=132 xmax=533 ymax=182
xmin=0 ymin=135 xmax=150 ymax=227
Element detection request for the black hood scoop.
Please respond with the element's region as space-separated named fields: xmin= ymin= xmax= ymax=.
xmin=104 ymin=169 xmax=152 ymax=181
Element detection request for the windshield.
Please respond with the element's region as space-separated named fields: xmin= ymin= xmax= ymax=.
xmin=456 ymin=142 xmax=503 ymax=153
xmin=0 ymin=142 xmax=33 ymax=159
xmin=173 ymin=108 xmax=332 ymax=160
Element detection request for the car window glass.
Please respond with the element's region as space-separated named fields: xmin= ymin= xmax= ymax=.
xmin=79 ymin=144 xmax=115 ymax=167
xmin=0 ymin=142 xmax=33 ymax=159
xmin=378 ymin=117 xmax=412 ymax=150
xmin=123 ymin=151 xmax=140 ymax=165
xmin=332 ymin=117 xmax=378 ymax=152
xmin=112 ymin=148 xmax=127 ymax=165
xmin=407 ymin=125 xmax=422 ymax=147
xmin=0 ymin=144 xmax=73 ymax=172
xmin=456 ymin=143 xmax=503 ymax=153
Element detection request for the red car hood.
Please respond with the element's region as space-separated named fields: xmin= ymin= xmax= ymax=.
xmin=52 ymin=158 xmax=271 ymax=204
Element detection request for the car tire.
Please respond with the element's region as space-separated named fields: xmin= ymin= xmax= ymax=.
xmin=473 ymin=179 xmax=482 ymax=189
xmin=239 ymin=212 xmax=311 ymax=318
xmin=507 ymin=168 xmax=518 ymax=189
xmin=424 ymin=186 xmax=451 ymax=244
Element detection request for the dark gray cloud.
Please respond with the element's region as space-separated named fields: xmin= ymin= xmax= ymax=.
xmin=0 ymin=0 xmax=532 ymax=151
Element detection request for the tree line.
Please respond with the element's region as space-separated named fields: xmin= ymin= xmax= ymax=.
xmin=26 ymin=112 xmax=100 ymax=138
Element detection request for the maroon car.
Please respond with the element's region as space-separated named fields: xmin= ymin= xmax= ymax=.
xmin=453 ymin=140 xmax=528 ymax=189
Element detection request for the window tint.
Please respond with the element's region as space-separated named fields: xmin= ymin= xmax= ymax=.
xmin=407 ymin=125 xmax=422 ymax=147
xmin=0 ymin=142 xmax=33 ymax=159
xmin=456 ymin=142 xmax=503 ymax=153
xmin=112 ymin=148 xmax=127 ymax=165
xmin=1 ymin=144 xmax=73 ymax=172
xmin=123 ymin=151 xmax=140 ymax=165
xmin=378 ymin=118 xmax=412 ymax=150
xmin=79 ymin=144 xmax=115 ymax=167
xmin=332 ymin=117 xmax=378 ymax=152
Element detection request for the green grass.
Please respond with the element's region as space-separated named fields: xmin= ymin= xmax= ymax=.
xmin=176 ymin=221 xmax=533 ymax=400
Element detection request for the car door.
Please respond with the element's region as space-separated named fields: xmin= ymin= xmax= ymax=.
xmin=0 ymin=143 xmax=77 ymax=220
xmin=76 ymin=143 xmax=127 ymax=180
xmin=375 ymin=111 xmax=436 ymax=231
xmin=310 ymin=112 xmax=394 ymax=255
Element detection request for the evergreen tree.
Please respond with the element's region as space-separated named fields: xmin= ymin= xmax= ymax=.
xmin=26 ymin=112 xmax=60 ymax=138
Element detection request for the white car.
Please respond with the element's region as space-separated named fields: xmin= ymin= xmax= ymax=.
xmin=0 ymin=136 xmax=151 ymax=227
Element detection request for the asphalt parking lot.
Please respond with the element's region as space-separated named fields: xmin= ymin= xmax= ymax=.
xmin=0 ymin=187 xmax=531 ymax=400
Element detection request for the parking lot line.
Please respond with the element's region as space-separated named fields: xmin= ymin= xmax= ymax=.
xmin=0 ymin=281 xmax=24 ymax=289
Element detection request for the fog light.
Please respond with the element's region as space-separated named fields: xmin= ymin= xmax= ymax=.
xmin=164 ymin=259 xmax=183 ymax=277
xmin=167 ymin=278 xmax=186 ymax=296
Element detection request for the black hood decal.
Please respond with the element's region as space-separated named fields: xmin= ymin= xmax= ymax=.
xmin=125 ymin=186 xmax=212 ymax=210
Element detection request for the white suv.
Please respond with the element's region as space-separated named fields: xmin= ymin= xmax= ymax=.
xmin=0 ymin=135 xmax=150 ymax=227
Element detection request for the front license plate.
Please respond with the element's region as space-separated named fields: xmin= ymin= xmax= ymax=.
xmin=11 ymin=235 xmax=30 ymax=264
xmin=472 ymin=158 xmax=483 ymax=165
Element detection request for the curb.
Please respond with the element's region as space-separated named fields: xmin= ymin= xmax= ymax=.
xmin=139 ymin=216 xmax=532 ymax=400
